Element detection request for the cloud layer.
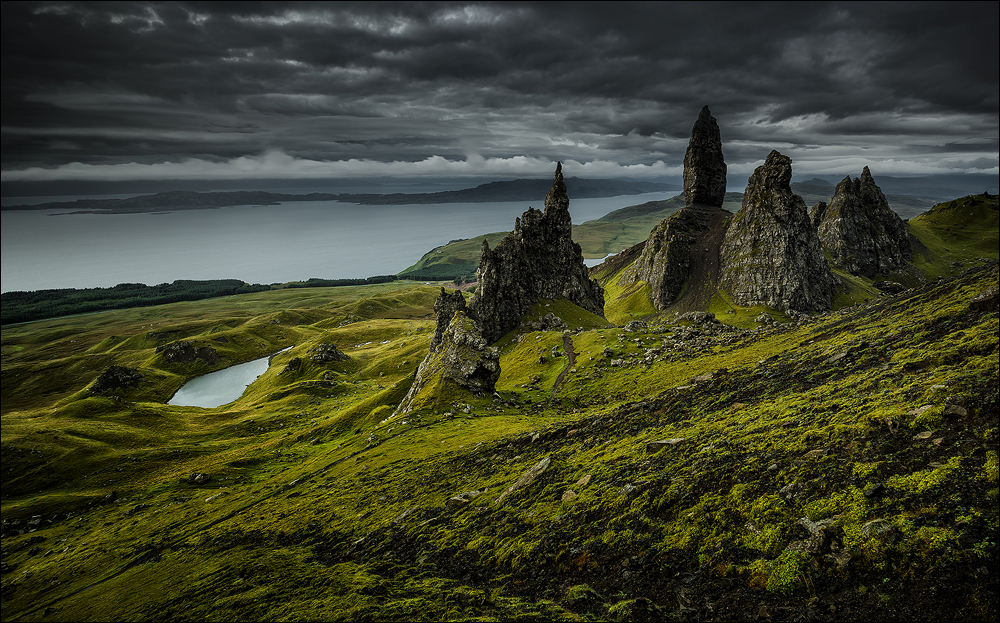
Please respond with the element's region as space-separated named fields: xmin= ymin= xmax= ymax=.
xmin=2 ymin=1 xmax=997 ymax=182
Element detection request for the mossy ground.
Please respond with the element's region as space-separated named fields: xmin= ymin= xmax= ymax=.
xmin=3 ymin=256 xmax=998 ymax=621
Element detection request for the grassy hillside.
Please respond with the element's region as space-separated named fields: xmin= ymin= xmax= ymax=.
xmin=2 ymin=261 xmax=997 ymax=621
xmin=596 ymin=194 xmax=998 ymax=326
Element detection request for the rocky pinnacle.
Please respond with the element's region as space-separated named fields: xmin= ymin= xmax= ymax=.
xmin=620 ymin=106 xmax=730 ymax=309
xmin=470 ymin=162 xmax=604 ymax=344
xmin=815 ymin=166 xmax=912 ymax=278
xmin=719 ymin=150 xmax=837 ymax=312
xmin=683 ymin=105 xmax=727 ymax=208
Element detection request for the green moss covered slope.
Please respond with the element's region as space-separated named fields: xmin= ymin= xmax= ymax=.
xmin=2 ymin=258 xmax=997 ymax=621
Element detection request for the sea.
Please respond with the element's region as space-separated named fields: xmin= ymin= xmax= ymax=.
xmin=0 ymin=191 xmax=680 ymax=294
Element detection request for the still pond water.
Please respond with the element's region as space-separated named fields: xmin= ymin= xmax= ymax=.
xmin=167 ymin=350 xmax=287 ymax=408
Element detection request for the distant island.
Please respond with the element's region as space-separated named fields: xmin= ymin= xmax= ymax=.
xmin=1 ymin=177 xmax=679 ymax=215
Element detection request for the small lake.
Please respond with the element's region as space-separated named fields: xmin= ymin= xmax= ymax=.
xmin=168 ymin=350 xmax=286 ymax=408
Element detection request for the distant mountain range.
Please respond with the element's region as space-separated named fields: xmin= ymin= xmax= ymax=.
xmin=1 ymin=177 xmax=679 ymax=214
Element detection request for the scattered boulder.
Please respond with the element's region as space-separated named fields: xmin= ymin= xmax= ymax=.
xmin=969 ymin=286 xmax=998 ymax=312
xmin=875 ymin=280 xmax=905 ymax=294
xmin=445 ymin=489 xmax=485 ymax=509
xmin=779 ymin=481 xmax=805 ymax=503
xmin=814 ymin=167 xmax=912 ymax=278
xmin=786 ymin=516 xmax=851 ymax=567
xmin=528 ymin=312 xmax=567 ymax=332
xmin=155 ymin=340 xmax=218 ymax=365
xmin=495 ymin=456 xmax=551 ymax=505
xmin=307 ymin=343 xmax=350 ymax=363
xmin=719 ymin=150 xmax=837 ymax=312
xmin=280 ymin=357 xmax=302 ymax=374
xmin=646 ymin=438 xmax=685 ymax=453
xmin=675 ymin=311 xmax=716 ymax=325
xmin=90 ymin=365 xmax=144 ymax=394
xmin=188 ymin=473 xmax=211 ymax=485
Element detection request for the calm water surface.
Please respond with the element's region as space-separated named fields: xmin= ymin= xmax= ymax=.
xmin=1 ymin=192 xmax=677 ymax=293
xmin=168 ymin=350 xmax=286 ymax=408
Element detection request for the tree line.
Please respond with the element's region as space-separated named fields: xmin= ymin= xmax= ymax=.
xmin=1 ymin=276 xmax=401 ymax=324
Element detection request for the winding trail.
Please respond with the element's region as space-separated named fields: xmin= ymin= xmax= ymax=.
xmin=551 ymin=334 xmax=576 ymax=400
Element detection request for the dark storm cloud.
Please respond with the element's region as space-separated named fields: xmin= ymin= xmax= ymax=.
xmin=1 ymin=1 xmax=997 ymax=181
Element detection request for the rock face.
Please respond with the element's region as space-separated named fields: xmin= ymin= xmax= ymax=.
xmin=619 ymin=208 xmax=719 ymax=308
xmin=814 ymin=167 xmax=912 ymax=277
xmin=430 ymin=288 xmax=469 ymax=351
xmin=90 ymin=365 xmax=144 ymax=394
xmin=155 ymin=341 xmax=218 ymax=365
xmin=719 ymin=150 xmax=837 ymax=312
xmin=683 ymin=105 xmax=728 ymax=208
xmin=470 ymin=163 xmax=604 ymax=344
xmin=307 ymin=343 xmax=350 ymax=363
xmin=619 ymin=106 xmax=729 ymax=310
xmin=394 ymin=310 xmax=499 ymax=415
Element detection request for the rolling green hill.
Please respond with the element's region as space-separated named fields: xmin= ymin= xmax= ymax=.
xmin=2 ymin=256 xmax=997 ymax=621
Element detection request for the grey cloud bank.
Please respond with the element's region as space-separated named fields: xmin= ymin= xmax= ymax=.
xmin=2 ymin=1 xmax=997 ymax=185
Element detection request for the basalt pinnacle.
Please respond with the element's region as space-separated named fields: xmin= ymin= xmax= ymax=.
xmin=814 ymin=166 xmax=912 ymax=278
xmin=620 ymin=106 xmax=729 ymax=310
xmin=470 ymin=162 xmax=604 ymax=344
xmin=719 ymin=150 xmax=837 ymax=312
xmin=683 ymin=105 xmax=727 ymax=208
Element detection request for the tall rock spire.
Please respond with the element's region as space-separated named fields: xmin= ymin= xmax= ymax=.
xmin=719 ymin=150 xmax=837 ymax=312
xmin=814 ymin=166 xmax=912 ymax=278
xmin=683 ymin=105 xmax=727 ymax=208
xmin=618 ymin=106 xmax=730 ymax=309
xmin=470 ymin=162 xmax=604 ymax=344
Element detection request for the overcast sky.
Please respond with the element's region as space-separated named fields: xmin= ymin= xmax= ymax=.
xmin=2 ymin=1 xmax=997 ymax=184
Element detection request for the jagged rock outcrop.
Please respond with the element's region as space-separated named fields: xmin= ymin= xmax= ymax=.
xmin=619 ymin=106 xmax=729 ymax=309
xmin=814 ymin=167 xmax=912 ymax=278
xmin=90 ymin=365 xmax=144 ymax=394
xmin=719 ymin=150 xmax=837 ymax=312
xmin=396 ymin=164 xmax=604 ymax=415
xmin=683 ymin=105 xmax=728 ymax=208
xmin=430 ymin=288 xmax=470 ymax=351
xmin=394 ymin=310 xmax=499 ymax=416
xmin=470 ymin=163 xmax=604 ymax=344
xmin=155 ymin=340 xmax=218 ymax=365
xmin=307 ymin=343 xmax=350 ymax=363
xmin=809 ymin=201 xmax=828 ymax=229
